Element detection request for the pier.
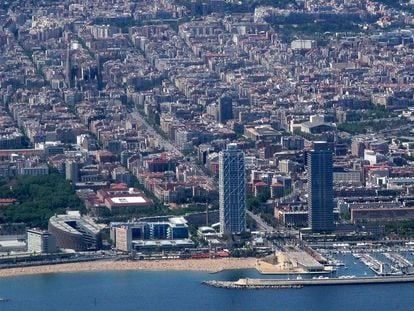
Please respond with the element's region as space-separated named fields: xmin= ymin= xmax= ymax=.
xmin=353 ymin=252 xmax=407 ymax=275
xmin=354 ymin=253 xmax=383 ymax=274
xmin=383 ymin=253 xmax=413 ymax=269
xmin=203 ymin=275 xmax=414 ymax=289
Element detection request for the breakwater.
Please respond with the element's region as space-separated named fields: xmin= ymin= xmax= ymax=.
xmin=203 ymin=275 xmax=414 ymax=289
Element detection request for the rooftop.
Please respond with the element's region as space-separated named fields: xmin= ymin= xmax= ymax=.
xmin=49 ymin=212 xmax=101 ymax=236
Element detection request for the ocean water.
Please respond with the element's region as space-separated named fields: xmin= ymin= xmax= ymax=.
xmin=0 ymin=256 xmax=414 ymax=311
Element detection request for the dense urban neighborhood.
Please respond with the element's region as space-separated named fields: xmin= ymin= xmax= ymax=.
xmin=0 ymin=0 xmax=414 ymax=287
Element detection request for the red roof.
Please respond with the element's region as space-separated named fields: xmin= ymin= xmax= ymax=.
xmin=110 ymin=183 xmax=128 ymax=190
xmin=271 ymin=183 xmax=283 ymax=187
xmin=0 ymin=198 xmax=16 ymax=203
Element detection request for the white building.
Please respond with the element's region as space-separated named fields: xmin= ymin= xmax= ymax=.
xmin=291 ymin=39 xmax=316 ymax=50
xmin=364 ymin=149 xmax=387 ymax=165
xmin=27 ymin=229 xmax=56 ymax=253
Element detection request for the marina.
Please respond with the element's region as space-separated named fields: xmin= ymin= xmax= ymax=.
xmin=313 ymin=243 xmax=414 ymax=277
xmin=353 ymin=253 xmax=387 ymax=275
xmin=351 ymin=251 xmax=414 ymax=276
xmin=205 ymin=244 xmax=414 ymax=290
xmin=383 ymin=253 xmax=413 ymax=270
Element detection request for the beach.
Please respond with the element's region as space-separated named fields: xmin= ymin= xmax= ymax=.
xmin=0 ymin=258 xmax=257 ymax=278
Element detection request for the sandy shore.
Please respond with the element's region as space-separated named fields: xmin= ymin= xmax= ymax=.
xmin=0 ymin=258 xmax=257 ymax=278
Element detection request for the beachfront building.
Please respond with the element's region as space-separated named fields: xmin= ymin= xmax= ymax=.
xmin=27 ymin=229 xmax=56 ymax=253
xmin=307 ymin=141 xmax=334 ymax=232
xmin=219 ymin=144 xmax=246 ymax=235
xmin=48 ymin=211 xmax=102 ymax=251
xmin=111 ymin=217 xmax=190 ymax=252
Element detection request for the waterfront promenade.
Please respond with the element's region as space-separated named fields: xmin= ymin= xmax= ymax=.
xmin=0 ymin=258 xmax=257 ymax=278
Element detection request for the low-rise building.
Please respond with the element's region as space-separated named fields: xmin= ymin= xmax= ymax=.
xmin=48 ymin=211 xmax=102 ymax=251
xmin=351 ymin=207 xmax=414 ymax=223
xmin=111 ymin=217 xmax=189 ymax=252
xmin=97 ymin=184 xmax=154 ymax=214
xmin=244 ymin=125 xmax=281 ymax=142
xmin=27 ymin=229 xmax=56 ymax=253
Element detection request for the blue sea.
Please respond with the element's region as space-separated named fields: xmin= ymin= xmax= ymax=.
xmin=1 ymin=254 xmax=414 ymax=311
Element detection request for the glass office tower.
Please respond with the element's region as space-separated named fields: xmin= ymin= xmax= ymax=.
xmin=308 ymin=141 xmax=334 ymax=232
xmin=219 ymin=144 xmax=246 ymax=234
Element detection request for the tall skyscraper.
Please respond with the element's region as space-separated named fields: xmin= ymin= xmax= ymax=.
xmin=219 ymin=144 xmax=246 ymax=234
xmin=218 ymin=95 xmax=233 ymax=124
xmin=65 ymin=159 xmax=80 ymax=183
xmin=65 ymin=41 xmax=72 ymax=88
xmin=307 ymin=141 xmax=334 ymax=232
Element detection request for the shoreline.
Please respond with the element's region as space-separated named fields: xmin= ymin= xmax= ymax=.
xmin=0 ymin=258 xmax=257 ymax=278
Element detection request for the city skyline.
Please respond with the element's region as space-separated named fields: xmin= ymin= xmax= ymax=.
xmin=0 ymin=0 xmax=414 ymax=308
